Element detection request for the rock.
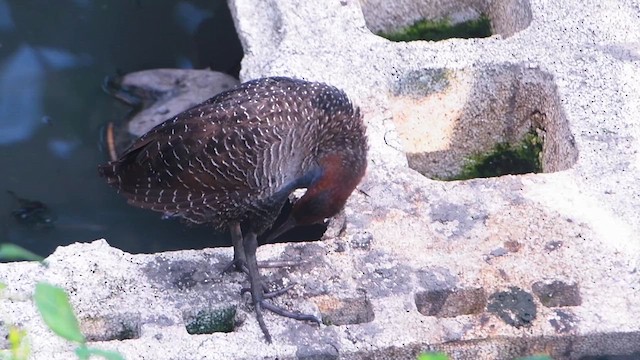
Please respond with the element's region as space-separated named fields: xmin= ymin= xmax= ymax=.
xmin=106 ymin=69 xmax=239 ymax=156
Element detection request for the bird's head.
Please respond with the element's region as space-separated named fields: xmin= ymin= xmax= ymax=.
xmin=265 ymin=152 xmax=366 ymax=242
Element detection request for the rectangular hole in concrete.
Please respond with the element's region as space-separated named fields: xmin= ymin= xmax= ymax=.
xmin=389 ymin=64 xmax=578 ymax=180
xmin=80 ymin=314 xmax=141 ymax=342
xmin=183 ymin=306 xmax=236 ymax=335
xmin=360 ymin=0 xmax=532 ymax=40
xmin=314 ymin=296 xmax=375 ymax=326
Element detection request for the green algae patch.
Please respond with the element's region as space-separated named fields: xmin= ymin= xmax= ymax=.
xmin=378 ymin=15 xmax=492 ymax=42
xmin=447 ymin=129 xmax=543 ymax=180
xmin=185 ymin=307 xmax=236 ymax=334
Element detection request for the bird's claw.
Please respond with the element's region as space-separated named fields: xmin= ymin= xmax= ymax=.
xmin=241 ymin=283 xmax=296 ymax=299
xmin=260 ymin=300 xmax=321 ymax=324
xmin=252 ymin=296 xmax=321 ymax=344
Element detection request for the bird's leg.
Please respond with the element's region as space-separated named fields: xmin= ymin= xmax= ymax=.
xmin=244 ymin=232 xmax=321 ymax=343
xmin=222 ymin=223 xmax=301 ymax=274
xmin=221 ymin=222 xmax=247 ymax=274
xmin=244 ymin=231 xmax=272 ymax=342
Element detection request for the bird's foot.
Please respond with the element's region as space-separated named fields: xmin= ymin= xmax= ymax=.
xmin=260 ymin=300 xmax=321 ymax=323
xmin=250 ymin=289 xmax=321 ymax=344
xmin=244 ymin=275 xmax=321 ymax=342
xmin=242 ymin=283 xmax=296 ymax=299
xmin=242 ymin=232 xmax=319 ymax=343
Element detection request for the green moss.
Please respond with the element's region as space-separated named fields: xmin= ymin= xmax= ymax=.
xmin=447 ymin=129 xmax=543 ymax=180
xmin=378 ymin=15 xmax=492 ymax=42
xmin=185 ymin=307 xmax=236 ymax=335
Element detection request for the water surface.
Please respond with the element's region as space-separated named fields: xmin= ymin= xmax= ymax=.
xmin=0 ymin=0 xmax=243 ymax=257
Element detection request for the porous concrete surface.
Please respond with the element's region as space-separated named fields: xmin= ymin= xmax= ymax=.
xmin=2 ymin=0 xmax=640 ymax=359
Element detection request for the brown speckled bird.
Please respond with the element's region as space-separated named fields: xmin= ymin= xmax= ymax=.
xmin=98 ymin=76 xmax=368 ymax=342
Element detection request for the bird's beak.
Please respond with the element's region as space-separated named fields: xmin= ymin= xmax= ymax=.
xmin=265 ymin=215 xmax=297 ymax=243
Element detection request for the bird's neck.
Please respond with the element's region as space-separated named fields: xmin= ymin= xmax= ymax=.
xmin=292 ymin=153 xmax=365 ymax=225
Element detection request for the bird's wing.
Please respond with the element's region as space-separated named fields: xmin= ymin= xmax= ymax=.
xmin=98 ymin=101 xmax=272 ymax=214
xmin=98 ymin=77 xmax=311 ymax=219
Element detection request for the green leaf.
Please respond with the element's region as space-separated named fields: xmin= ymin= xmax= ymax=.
xmin=33 ymin=282 xmax=85 ymax=343
xmin=75 ymin=346 xmax=125 ymax=360
xmin=417 ymin=352 xmax=449 ymax=360
xmin=0 ymin=244 xmax=45 ymax=262
xmin=75 ymin=345 xmax=90 ymax=360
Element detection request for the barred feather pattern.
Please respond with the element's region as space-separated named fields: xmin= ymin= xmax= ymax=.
xmin=98 ymin=77 xmax=367 ymax=234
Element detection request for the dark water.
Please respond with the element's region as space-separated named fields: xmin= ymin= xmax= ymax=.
xmin=0 ymin=0 xmax=244 ymax=257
